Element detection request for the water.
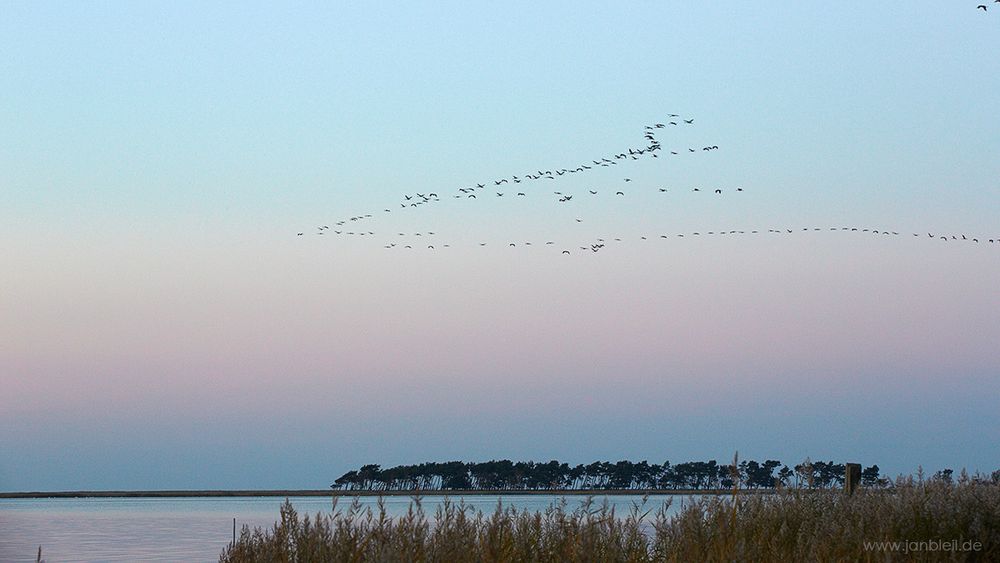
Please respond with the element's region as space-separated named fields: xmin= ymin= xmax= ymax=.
xmin=0 ymin=494 xmax=685 ymax=562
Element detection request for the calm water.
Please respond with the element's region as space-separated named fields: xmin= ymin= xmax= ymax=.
xmin=0 ymin=494 xmax=685 ymax=562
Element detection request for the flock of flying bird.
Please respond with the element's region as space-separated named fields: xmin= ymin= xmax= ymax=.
xmin=297 ymin=115 xmax=997 ymax=255
xmin=977 ymin=1 xmax=1000 ymax=12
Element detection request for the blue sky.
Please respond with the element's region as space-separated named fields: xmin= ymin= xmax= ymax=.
xmin=1 ymin=2 xmax=998 ymax=490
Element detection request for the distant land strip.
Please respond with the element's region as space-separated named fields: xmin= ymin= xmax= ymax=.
xmin=0 ymin=488 xmax=764 ymax=499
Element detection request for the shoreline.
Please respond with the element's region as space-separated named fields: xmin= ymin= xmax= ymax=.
xmin=0 ymin=488 xmax=760 ymax=499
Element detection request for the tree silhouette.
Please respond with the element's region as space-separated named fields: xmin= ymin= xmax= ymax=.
xmin=330 ymin=457 xmax=888 ymax=492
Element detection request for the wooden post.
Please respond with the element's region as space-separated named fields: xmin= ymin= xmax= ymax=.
xmin=845 ymin=463 xmax=862 ymax=495
xmin=233 ymin=517 xmax=236 ymax=545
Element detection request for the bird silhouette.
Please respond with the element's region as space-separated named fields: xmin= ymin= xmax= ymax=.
xmin=295 ymin=117 xmax=742 ymax=243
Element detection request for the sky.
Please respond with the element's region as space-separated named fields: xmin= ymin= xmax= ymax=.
xmin=1 ymin=1 xmax=999 ymax=491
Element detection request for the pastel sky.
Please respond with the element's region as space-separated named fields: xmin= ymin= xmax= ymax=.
xmin=2 ymin=2 xmax=999 ymax=491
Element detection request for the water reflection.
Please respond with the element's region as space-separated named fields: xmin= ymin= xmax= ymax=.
xmin=0 ymin=494 xmax=686 ymax=562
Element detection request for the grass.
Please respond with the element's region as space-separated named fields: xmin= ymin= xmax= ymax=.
xmin=219 ymin=473 xmax=999 ymax=562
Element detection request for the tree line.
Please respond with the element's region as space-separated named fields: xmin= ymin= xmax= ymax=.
xmin=331 ymin=458 xmax=886 ymax=491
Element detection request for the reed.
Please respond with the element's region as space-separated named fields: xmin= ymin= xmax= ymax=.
xmin=220 ymin=474 xmax=999 ymax=562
